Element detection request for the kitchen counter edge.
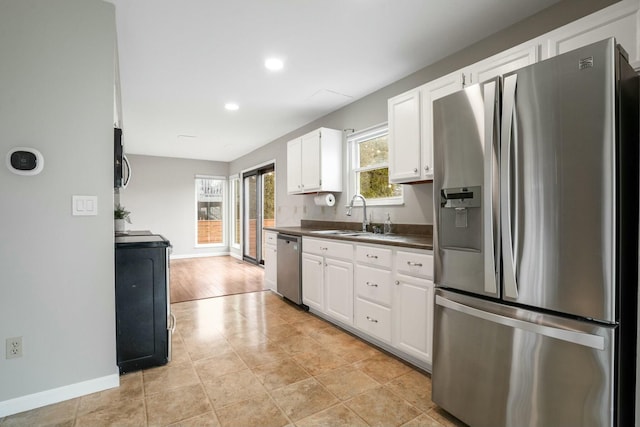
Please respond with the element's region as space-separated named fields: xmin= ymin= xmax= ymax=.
xmin=264 ymin=226 xmax=433 ymax=251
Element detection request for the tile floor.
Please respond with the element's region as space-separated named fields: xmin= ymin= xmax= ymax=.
xmin=0 ymin=291 xmax=467 ymax=427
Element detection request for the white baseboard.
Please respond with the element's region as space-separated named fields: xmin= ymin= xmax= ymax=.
xmin=170 ymin=251 xmax=230 ymax=260
xmin=0 ymin=373 xmax=120 ymax=418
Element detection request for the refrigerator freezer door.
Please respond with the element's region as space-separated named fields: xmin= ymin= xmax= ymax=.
xmin=432 ymin=289 xmax=614 ymax=427
xmin=501 ymin=38 xmax=618 ymax=322
xmin=433 ymin=78 xmax=500 ymax=297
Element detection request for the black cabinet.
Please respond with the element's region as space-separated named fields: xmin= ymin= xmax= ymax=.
xmin=115 ymin=234 xmax=171 ymax=373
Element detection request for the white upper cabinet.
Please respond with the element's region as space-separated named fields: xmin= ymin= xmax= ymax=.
xmin=542 ymin=0 xmax=639 ymax=66
xmin=388 ymin=90 xmax=421 ymax=183
xmin=418 ymin=72 xmax=464 ymax=182
xmin=468 ymin=44 xmax=539 ymax=85
xmin=388 ymin=71 xmax=463 ymax=184
xmin=287 ymin=127 xmax=343 ymax=194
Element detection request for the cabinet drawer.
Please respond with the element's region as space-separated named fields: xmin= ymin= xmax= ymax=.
xmin=355 ymin=265 xmax=392 ymax=306
xmin=303 ymin=237 xmax=353 ymax=260
xmin=265 ymin=231 xmax=278 ymax=246
xmin=396 ymin=250 xmax=433 ymax=278
xmin=355 ymin=245 xmax=392 ymax=268
xmin=355 ymin=298 xmax=392 ymax=343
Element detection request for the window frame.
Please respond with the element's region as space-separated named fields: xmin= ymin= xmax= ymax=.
xmin=194 ymin=175 xmax=227 ymax=248
xmin=229 ymin=174 xmax=241 ymax=250
xmin=348 ymin=123 xmax=404 ymax=207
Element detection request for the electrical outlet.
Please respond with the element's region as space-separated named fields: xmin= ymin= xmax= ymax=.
xmin=6 ymin=337 xmax=22 ymax=359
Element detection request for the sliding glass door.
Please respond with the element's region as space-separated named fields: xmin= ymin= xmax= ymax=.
xmin=242 ymin=164 xmax=275 ymax=264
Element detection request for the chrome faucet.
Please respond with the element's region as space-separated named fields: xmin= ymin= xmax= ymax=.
xmin=346 ymin=194 xmax=368 ymax=232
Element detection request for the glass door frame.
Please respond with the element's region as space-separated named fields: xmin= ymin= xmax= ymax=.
xmin=242 ymin=162 xmax=275 ymax=265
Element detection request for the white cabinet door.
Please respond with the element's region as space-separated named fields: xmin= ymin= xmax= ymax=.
xmin=394 ymin=275 xmax=434 ymax=364
xmin=469 ymin=44 xmax=538 ymax=85
xmin=543 ymin=2 xmax=638 ymax=64
xmin=300 ymin=130 xmax=321 ymax=192
xmin=264 ymin=244 xmax=277 ymax=292
xmin=287 ymin=138 xmax=302 ymax=194
xmin=420 ymin=71 xmax=464 ymax=181
xmin=325 ymin=257 xmax=354 ymax=325
xmin=388 ymin=90 xmax=421 ymax=183
xmin=302 ymin=253 xmax=324 ymax=311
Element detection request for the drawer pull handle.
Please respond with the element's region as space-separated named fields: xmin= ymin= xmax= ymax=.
xmin=395 ymin=280 xmax=400 ymax=285
xmin=407 ymin=261 xmax=423 ymax=267
xmin=365 ymin=281 xmax=378 ymax=287
xmin=366 ymin=316 xmax=378 ymax=323
xmin=366 ymin=254 xmax=378 ymax=259
xmin=320 ymin=247 xmax=328 ymax=251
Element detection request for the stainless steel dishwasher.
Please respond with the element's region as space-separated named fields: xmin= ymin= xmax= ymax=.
xmin=276 ymin=233 xmax=302 ymax=305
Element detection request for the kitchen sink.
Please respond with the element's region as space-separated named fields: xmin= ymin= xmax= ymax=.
xmin=309 ymin=229 xmax=365 ymax=236
xmin=309 ymin=230 xmax=406 ymax=241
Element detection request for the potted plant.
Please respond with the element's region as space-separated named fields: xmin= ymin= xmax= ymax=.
xmin=114 ymin=204 xmax=131 ymax=233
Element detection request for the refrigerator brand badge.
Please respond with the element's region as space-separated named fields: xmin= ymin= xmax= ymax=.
xmin=579 ymin=56 xmax=594 ymax=70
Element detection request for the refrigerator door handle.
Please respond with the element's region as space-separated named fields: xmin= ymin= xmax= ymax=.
xmin=435 ymin=295 xmax=605 ymax=350
xmin=483 ymin=79 xmax=499 ymax=295
xmin=501 ymin=74 xmax=519 ymax=299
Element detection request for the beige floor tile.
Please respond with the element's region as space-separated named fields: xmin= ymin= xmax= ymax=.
xmin=0 ymin=398 xmax=79 ymax=427
xmin=291 ymin=316 xmax=333 ymax=335
xmin=75 ymin=397 xmax=146 ymax=427
xmin=291 ymin=348 xmax=348 ymax=376
xmin=202 ymin=369 xmax=268 ymax=409
xmin=402 ymin=413 xmax=446 ymax=427
xmin=295 ymin=403 xmax=368 ymax=427
xmin=329 ymin=337 xmax=381 ymax=363
xmin=386 ymin=370 xmax=435 ymax=412
xmin=146 ymin=384 xmax=212 ymax=426
xmin=315 ymin=365 xmax=380 ymax=400
xmin=143 ymin=361 xmax=200 ymax=395
xmin=215 ymin=395 xmax=289 ymax=427
xmin=346 ymin=387 xmax=421 ymax=427
xmin=259 ymin=323 xmax=303 ymax=341
xmin=77 ymin=372 xmax=143 ymax=415
xmin=425 ymin=407 xmax=468 ymax=427
xmin=234 ymin=341 xmax=289 ymax=367
xmin=182 ymin=334 xmax=234 ymax=362
xmin=252 ymin=357 xmax=311 ymax=390
xmin=167 ymin=411 xmax=221 ymax=427
xmin=353 ymin=352 xmax=412 ymax=383
xmin=171 ymin=333 xmax=193 ymax=365
xmin=270 ymin=378 xmax=338 ymax=421
xmin=272 ymin=334 xmax=324 ymax=355
xmin=193 ymin=352 xmax=247 ymax=380
xmin=222 ymin=329 xmax=270 ymax=348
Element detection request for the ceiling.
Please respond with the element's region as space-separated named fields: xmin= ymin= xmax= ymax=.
xmin=107 ymin=0 xmax=561 ymax=162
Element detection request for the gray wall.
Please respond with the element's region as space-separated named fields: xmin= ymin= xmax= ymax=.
xmin=0 ymin=0 xmax=117 ymax=408
xmin=229 ymin=0 xmax=618 ymax=228
xmin=119 ymin=154 xmax=229 ymax=257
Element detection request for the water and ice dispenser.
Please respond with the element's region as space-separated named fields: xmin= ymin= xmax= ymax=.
xmin=439 ymin=185 xmax=482 ymax=252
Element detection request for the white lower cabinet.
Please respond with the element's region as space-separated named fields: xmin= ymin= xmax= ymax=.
xmin=264 ymin=231 xmax=278 ymax=292
xmin=302 ymin=237 xmax=434 ymax=369
xmin=394 ymin=274 xmax=434 ymax=364
xmin=325 ymin=258 xmax=354 ymax=325
xmin=302 ymin=253 xmax=324 ymax=312
xmin=302 ymin=237 xmax=354 ymax=325
xmin=355 ymin=297 xmax=392 ymax=342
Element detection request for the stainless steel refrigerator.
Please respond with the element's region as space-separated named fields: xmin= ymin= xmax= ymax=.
xmin=432 ymin=38 xmax=638 ymax=427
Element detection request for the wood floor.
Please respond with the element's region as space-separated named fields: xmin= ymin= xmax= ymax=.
xmin=170 ymin=256 xmax=266 ymax=303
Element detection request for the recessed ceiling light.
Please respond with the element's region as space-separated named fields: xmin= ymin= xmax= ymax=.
xmin=265 ymin=58 xmax=284 ymax=71
xmin=224 ymin=103 xmax=239 ymax=111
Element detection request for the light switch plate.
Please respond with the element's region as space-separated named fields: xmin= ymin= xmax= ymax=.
xmin=72 ymin=195 xmax=98 ymax=216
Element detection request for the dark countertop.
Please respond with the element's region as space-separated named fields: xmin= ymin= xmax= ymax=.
xmin=264 ymin=225 xmax=433 ymax=251
xmin=115 ymin=231 xmax=171 ymax=248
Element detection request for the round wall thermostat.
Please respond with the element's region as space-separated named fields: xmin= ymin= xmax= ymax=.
xmin=6 ymin=147 xmax=44 ymax=176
